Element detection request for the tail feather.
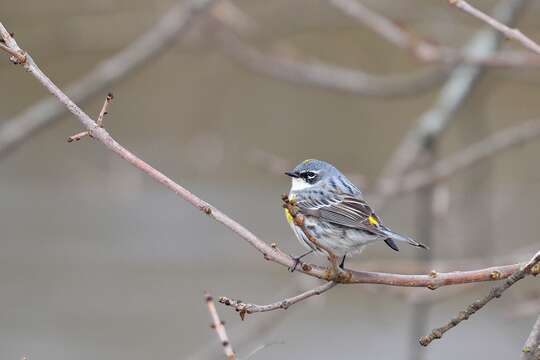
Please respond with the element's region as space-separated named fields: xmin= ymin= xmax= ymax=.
xmin=384 ymin=238 xmax=400 ymax=252
xmin=381 ymin=227 xmax=429 ymax=250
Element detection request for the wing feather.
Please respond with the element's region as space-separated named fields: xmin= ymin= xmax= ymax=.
xmin=296 ymin=195 xmax=385 ymax=236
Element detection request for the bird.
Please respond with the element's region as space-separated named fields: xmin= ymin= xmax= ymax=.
xmin=284 ymin=159 xmax=427 ymax=271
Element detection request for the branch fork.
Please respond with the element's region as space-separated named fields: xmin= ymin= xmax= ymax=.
xmin=67 ymin=93 xmax=114 ymax=142
xmin=0 ymin=29 xmax=26 ymax=64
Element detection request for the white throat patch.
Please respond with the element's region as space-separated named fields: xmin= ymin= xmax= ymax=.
xmin=290 ymin=177 xmax=313 ymax=192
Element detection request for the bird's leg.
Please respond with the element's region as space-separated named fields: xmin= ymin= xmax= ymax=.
xmin=339 ymin=255 xmax=347 ymax=269
xmin=288 ymin=250 xmax=314 ymax=272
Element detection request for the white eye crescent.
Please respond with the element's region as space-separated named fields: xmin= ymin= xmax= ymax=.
xmin=305 ymin=171 xmax=317 ymax=181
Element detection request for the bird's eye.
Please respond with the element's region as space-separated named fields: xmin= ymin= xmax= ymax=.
xmin=304 ymin=171 xmax=317 ymax=181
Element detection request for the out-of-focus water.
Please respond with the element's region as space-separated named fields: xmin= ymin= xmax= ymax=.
xmin=2 ymin=0 xmax=540 ymax=359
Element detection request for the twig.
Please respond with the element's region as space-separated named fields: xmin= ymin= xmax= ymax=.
xmin=448 ymin=0 xmax=540 ymax=55
xmin=420 ymin=250 xmax=540 ymax=346
xmin=205 ymin=291 xmax=236 ymax=359
xmin=0 ymin=41 xmax=25 ymax=64
xmin=215 ymin=30 xmax=450 ymax=98
xmin=0 ymin=0 xmax=219 ymax=158
xmin=330 ymin=0 xmax=540 ymax=67
xmin=1 ymin=21 xmax=539 ymax=292
xmin=522 ymin=314 xmax=540 ymax=359
xmin=67 ymin=93 xmax=113 ymax=142
xmin=376 ymin=0 xmax=528 ymax=201
xmin=219 ymin=281 xmax=337 ymax=319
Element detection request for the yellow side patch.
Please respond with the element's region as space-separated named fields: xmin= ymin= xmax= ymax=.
xmin=284 ymin=208 xmax=294 ymax=224
xmin=368 ymin=215 xmax=379 ymax=226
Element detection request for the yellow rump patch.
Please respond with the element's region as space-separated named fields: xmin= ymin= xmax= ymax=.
xmin=368 ymin=215 xmax=379 ymax=226
xmin=284 ymin=208 xmax=294 ymax=224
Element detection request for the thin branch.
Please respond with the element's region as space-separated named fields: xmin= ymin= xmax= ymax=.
xmin=215 ymin=30 xmax=450 ymax=98
xmin=376 ymin=0 xmax=528 ymax=200
xmin=205 ymin=291 xmax=236 ymax=359
xmin=449 ymin=0 xmax=540 ymax=55
xmin=420 ymin=250 xmax=540 ymax=346
xmin=522 ymin=314 xmax=540 ymax=359
xmin=219 ymin=281 xmax=337 ymax=319
xmin=0 ymin=0 xmax=219 ymax=158
xmin=330 ymin=0 xmax=540 ymax=67
xmin=1 ymin=21 xmax=538 ymax=294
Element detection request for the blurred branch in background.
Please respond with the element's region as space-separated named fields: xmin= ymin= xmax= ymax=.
xmin=330 ymin=0 xmax=540 ymax=67
xmin=248 ymin=117 xmax=540 ymax=205
xmin=214 ymin=29 xmax=450 ymax=98
xmin=205 ymin=291 xmax=236 ymax=360
xmin=0 ymin=0 xmax=219 ymax=159
xmin=208 ymin=0 xmax=454 ymax=98
xmin=448 ymin=0 xmax=540 ymax=56
xmin=362 ymin=0 xmax=530 ymax=357
xmin=376 ymin=0 xmax=529 ymax=201
xmin=382 ymin=118 xmax=540 ymax=198
xmin=521 ymin=314 xmax=540 ymax=359
xmin=408 ymin=142 xmax=436 ymax=360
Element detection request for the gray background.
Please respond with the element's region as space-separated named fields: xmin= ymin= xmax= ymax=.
xmin=1 ymin=0 xmax=540 ymax=359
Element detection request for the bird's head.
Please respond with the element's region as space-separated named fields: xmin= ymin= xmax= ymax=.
xmin=285 ymin=159 xmax=339 ymax=191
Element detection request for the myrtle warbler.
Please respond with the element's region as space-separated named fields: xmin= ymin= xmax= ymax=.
xmin=284 ymin=159 xmax=427 ymax=270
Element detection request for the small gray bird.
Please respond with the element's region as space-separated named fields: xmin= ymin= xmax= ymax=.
xmin=284 ymin=159 xmax=427 ymax=271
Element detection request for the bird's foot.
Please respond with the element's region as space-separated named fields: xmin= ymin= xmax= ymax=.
xmin=288 ymin=250 xmax=314 ymax=272
xmin=288 ymin=257 xmax=302 ymax=272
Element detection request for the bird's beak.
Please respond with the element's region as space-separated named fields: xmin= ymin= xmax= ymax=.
xmin=285 ymin=171 xmax=299 ymax=178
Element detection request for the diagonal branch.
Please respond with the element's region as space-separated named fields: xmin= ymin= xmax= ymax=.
xmin=330 ymin=0 xmax=540 ymax=67
xmin=376 ymin=0 xmax=529 ymax=200
xmin=219 ymin=281 xmax=337 ymax=319
xmin=382 ymin=118 xmax=540 ymax=197
xmin=420 ymin=250 xmax=540 ymax=346
xmin=448 ymin=0 xmax=540 ymax=55
xmin=205 ymin=291 xmax=236 ymax=359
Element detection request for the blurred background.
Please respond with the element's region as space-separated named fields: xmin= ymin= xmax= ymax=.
xmin=1 ymin=0 xmax=540 ymax=359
